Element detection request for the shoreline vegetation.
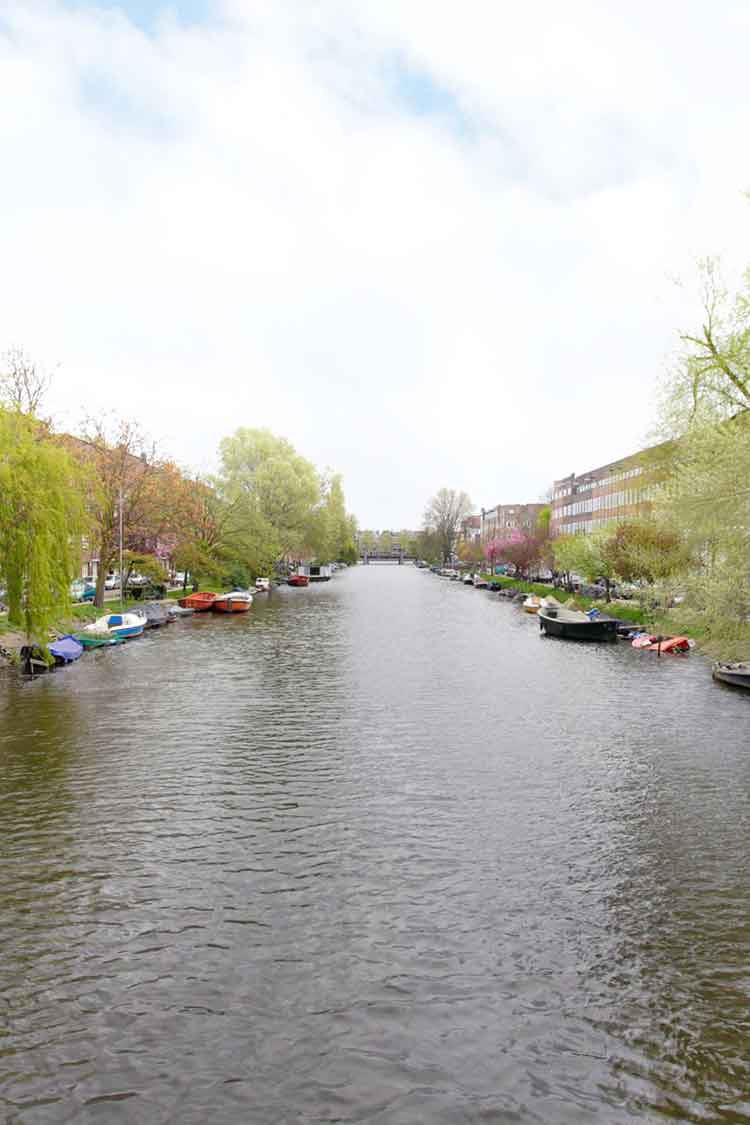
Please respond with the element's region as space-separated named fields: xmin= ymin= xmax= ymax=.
xmin=416 ymin=250 xmax=750 ymax=664
xmin=0 ymin=354 xmax=360 ymax=667
xmin=481 ymin=574 xmax=704 ymax=644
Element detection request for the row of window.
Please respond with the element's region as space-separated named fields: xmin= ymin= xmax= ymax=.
xmin=482 ymin=519 xmax=533 ymax=532
xmin=559 ymin=489 xmax=643 ymax=517
xmin=553 ymin=464 xmax=644 ymax=501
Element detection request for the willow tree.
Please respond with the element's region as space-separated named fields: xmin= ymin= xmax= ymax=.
xmin=219 ymin=428 xmax=321 ymax=563
xmin=656 ymin=252 xmax=750 ymax=654
xmin=658 ymin=414 xmax=750 ymax=655
xmin=0 ymin=409 xmax=87 ymax=642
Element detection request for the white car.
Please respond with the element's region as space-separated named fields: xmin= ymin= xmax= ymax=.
xmin=104 ymin=573 xmax=120 ymax=590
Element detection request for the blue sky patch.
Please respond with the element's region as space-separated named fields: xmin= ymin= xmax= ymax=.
xmin=78 ymin=66 xmax=174 ymax=137
xmin=64 ymin=0 xmax=216 ymax=34
xmin=381 ymin=53 xmax=474 ymax=139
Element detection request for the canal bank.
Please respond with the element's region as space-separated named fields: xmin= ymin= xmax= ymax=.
xmin=1 ymin=564 xmax=749 ymax=1123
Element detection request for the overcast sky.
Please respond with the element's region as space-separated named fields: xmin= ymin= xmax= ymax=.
xmin=2 ymin=1 xmax=750 ymax=528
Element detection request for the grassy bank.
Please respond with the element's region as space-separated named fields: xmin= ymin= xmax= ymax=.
xmin=1 ymin=595 xmax=168 ymax=654
xmin=482 ymin=574 xmax=688 ymax=635
xmin=481 ymin=574 xmax=750 ymax=656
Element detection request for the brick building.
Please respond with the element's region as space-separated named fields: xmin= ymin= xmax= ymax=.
xmin=480 ymin=503 xmax=546 ymax=543
xmin=460 ymin=515 xmax=481 ymax=543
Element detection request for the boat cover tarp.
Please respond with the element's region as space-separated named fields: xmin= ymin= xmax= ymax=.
xmin=48 ymin=634 xmax=84 ymax=663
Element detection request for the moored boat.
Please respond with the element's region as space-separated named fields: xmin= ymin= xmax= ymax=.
xmin=212 ymin=591 xmax=253 ymax=613
xmin=472 ymin=576 xmax=488 ymax=589
xmin=522 ymin=595 xmax=542 ymax=614
xmin=84 ymin=612 xmax=146 ymax=640
xmin=178 ymin=592 xmax=217 ymax=611
xmin=463 ymin=574 xmax=475 ymax=585
xmin=712 ymin=661 xmax=750 ymax=689
xmin=48 ymin=634 xmax=84 ymax=664
xmin=141 ymin=602 xmax=171 ymax=628
xmin=255 ymin=577 xmax=271 ymax=592
xmin=538 ymin=603 xmax=618 ymax=641
xmin=632 ymin=634 xmax=691 ymax=654
xmin=74 ymin=632 xmax=124 ymax=649
xmin=288 ymin=575 xmax=309 ymax=587
xmin=168 ymin=604 xmax=194 ymax=617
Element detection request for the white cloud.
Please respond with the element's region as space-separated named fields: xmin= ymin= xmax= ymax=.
xmin=1 ymin=0 xmax=750 ymax=524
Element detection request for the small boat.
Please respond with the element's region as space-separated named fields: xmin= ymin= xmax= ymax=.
xmin=712 ymin=661 xmax=750 ymax=689
xmin=141 ymin=603 xmax=171 ymax=628
xmin=168 ymin=604 xmax=194 ymax=617
xmin=522 ymin=595 xmax=542 ymax=614
xmin=463 ymin=574 xmax=475 ymax=586
xmin=48 ymin=634 xmax=84 ymax=664
xmin=308 ymin=565 xmax=332 ymax=582
xmin=212 ymin=591 xmax=253 ymax=613
xmin=255 ymin=577 xmax=271 ymax=592
xmin=539 ymin=596 xmax=562 ymax=610
xmin=84 ymin=612 xmax=146 ymax=640
xmin=288 ymin=575 xmax=309 ymax=587
xmin=178 ymin=592 xmax=217 ymax=612
xmin=538 ymin=603 xmax=618 ymax=641
xmin=74 ymin=632 xmax=124 ymax=649
xmin=473 ymin=576 xmax=488 ymax=589
xmin=632 ymin=634 xmax=691 ymax=654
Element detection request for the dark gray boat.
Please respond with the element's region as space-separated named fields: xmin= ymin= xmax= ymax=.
xmin=142 ymin=602 xmax=171 ymax=628
xmin=538 ymin=602 xmax=618 ymax=641
xmin=712 ymin=661 xmax=750 ymax=690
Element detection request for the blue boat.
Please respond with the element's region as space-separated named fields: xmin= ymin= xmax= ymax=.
xmin=48 ymin=634 xmax=84 ymax=665
xmin=84 ymin=612 xmax=146 ymax=641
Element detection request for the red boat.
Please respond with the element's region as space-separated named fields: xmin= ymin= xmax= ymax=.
xmin=178 ymin=591 xmax=217 ymax=611
xmin=212 ymin=591 xmax=253 ymax=613
xmin=288 ymin=575 xmax=309 ymax=587
xmin=632 ymin=634 xmax=691 ymax=654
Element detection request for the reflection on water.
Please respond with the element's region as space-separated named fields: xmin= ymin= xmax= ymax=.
xmin=1 ymin=567 xmax=749 ymax=1123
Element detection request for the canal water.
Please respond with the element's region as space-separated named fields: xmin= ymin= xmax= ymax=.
xmin=1 ymin=565 xmax=749 ymax=1124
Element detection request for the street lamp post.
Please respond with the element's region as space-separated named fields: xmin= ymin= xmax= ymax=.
xmin=119 ymin=486 xmax=124 ymax=613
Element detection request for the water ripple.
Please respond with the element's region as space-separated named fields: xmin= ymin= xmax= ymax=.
xmin=1 ymin=568 xmax=749 ymax=1122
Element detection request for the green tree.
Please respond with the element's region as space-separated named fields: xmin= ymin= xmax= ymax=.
xmin=664 ymin=257 xmax=750 ymax=433
xmin=0 ymin=409 xmax=87 ymax=642
xmin=219 ymin=428 xmax=320 ymax=561
xmin=657 ymin=414 xmax=750 ymax=654
xmin=552 ymin=528 xmax=616 ymax=599
xmin=604 ymin=517 xmax=692 ymax=586
xmin=656 ymin=249 xmax=750 ymax=655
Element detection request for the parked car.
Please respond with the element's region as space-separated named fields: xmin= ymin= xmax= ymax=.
xmin=104 ymin=573 xmax=120 ymax=590
xmin=127 ymin=573 xmax=150 ymax=587
xmin=70 ymin=578 xmax=96 ymax=602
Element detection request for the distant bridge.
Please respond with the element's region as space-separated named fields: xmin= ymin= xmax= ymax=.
xmin=360 ymin=551 xmax=416 ymax=565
